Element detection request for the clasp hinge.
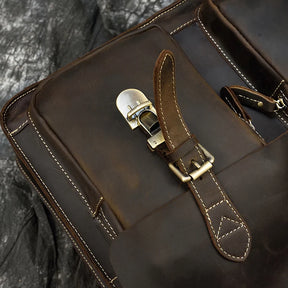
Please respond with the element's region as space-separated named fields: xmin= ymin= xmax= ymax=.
xmin=116 ymin=89 xmax=165 ymax=149
xmin=168 ymin=144 xmax=215 ymax=182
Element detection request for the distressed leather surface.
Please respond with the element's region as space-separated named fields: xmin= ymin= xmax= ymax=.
xmin=1 ymin=0 xmax=288 ymax=287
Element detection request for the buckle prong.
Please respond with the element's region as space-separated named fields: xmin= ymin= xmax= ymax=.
xmin=169 ymin=144 xmax=215 ymax=182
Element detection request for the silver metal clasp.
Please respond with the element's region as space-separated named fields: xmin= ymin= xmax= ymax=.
xmin=168 ymin=144 xmax=215 ymax=182
xmin=116 ymin=89 xmax=165 ymax=149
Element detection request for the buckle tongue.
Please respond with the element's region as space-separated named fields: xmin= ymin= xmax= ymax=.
xmin=168 ymin=144 xmax=215 ymax=182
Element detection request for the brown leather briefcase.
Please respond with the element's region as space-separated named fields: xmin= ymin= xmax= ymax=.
xmin=1 ymin=0 xmax=288 ymax=287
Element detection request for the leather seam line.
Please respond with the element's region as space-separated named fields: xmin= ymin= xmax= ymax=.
xmin=16 ymin=160 xmax=108 ymax=288
xmin=3 ymin=89 xmax=116 ymax=287
xmin=3 ymin=88 xmax=36 ymax=134
xmin=271 ymin=80 xmax=285 ymax=98
xmin=140 ymin=0 xmax=189 ymax=29
xmin=13 ymin=133 xmax=116 ymax=287
xmin=169 ymin=18 xmax=196 ymax=35
xmin=275 ymin=111 xmax=288 ymax=127
xmin=28 ymin=112 xmax=95 ymax=216
xmin=159 ymin=54 xmax=175 ymax=149
xmin=197 ymin=7 xmax=257 ymax=91
xmin=238 ymin=94 xmax=260 ymax=104
xmin=212 ymin=0 xmax=286 ymax=82
xmin=9 ymin=120 xmax=29 ymax=136
xmin=96 ymin=216 xmax=115 ymax=240
xmin=224 ymin=96 xmax=242 ymax=117
xmin=26 ymin=112 xmax=117 ymax=286
xmin=100 ymin=208 xmax=118 ymax=238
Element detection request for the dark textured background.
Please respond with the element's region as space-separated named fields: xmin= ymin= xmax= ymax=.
xmin=0 ymin=0 xmax=173 ymax=287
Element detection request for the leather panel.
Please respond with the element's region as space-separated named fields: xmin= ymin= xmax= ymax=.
xmin=110 ymin=132 xmax=288 ymax=288
xmin=30 ymin=26 xmax=262 ymax=228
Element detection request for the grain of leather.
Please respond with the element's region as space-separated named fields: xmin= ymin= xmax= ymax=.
xmin=1 ymin=0 xmax=288 ymax=287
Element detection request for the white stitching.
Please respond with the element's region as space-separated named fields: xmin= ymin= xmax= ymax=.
xmin=140 ymin=0 xmax=188 ymax=29
xmin=238 ymin=94 xmax=260 ymax=104
xmin=12 ymin=135 xmax=115 ymax=285
xmin=4 ymin=97 xmax=115 ymax=285
xmin=3 ymin=88 xmax=36 ymax=133
xmin=275 ymin=111 xmax=288 ymax=127
xmin=26 ymin=113 xmax=118 ymax=285
xmin=206 ymin=199 xmax=225 ymax=212
xmin=159 ymin=54 xmax=175 ymax=149
xmin=93 ymin=197 xmax=104 ymax=218
xmin=218 ymin=225 xmax=243 ymax=241
xmin=271 ymin=80 xmax=285 ymax=98
xmin=217 ymin=216 xmax=240 ymax=239
xmin=224 ymin=96 xmax=242 ymax=117
xmin=197 ymin=7 xmax=257 ymax=91
xmin=27 ymin=112 xmax=94 ymax=215
xmin=16 ymin=160 xmax=108 ymax=288
xmin=170 ymin=18 xmax=196 ymax=35
xmin=100 ymin=208 xmax=118 ymax=238
xmin=9 ymin=120 xmax=29 ymax=136
xmin=96 ymin=216 xmax=115 ymax=240
xmin=280 ymin=89 xmax=288 ymax=103
xmin=160 ymin=52 xmax=250 ymax=259
xmin=110 ymin=277 xmax=118 ymax=284
xmin=282 ymin=109 xmax=288 ymax=118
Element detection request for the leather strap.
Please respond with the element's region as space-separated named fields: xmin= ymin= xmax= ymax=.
xmin=221 ymin=85 xmax=279 ymax=114
xmin=153 ymin=50 xmax=251 ymax=262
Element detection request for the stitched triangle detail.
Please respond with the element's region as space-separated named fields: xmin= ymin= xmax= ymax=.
xmin=217 ymin=216 xmax=241 ymax=239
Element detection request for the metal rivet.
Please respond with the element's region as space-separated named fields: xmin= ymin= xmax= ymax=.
xmin=257 ymin=101 xmax=263 ymax=107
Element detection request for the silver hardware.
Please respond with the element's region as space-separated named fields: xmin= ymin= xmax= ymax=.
xmin=116 ymin=89 xmax=155 ymax=130
xmin=168 ymin=144 xmax=215 ymax=182
xmin=116 ymin=89 xmax=165 ymax=148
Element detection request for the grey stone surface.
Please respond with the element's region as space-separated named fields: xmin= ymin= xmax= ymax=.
xmin=0 ymin=0 xmax=173 ymax=287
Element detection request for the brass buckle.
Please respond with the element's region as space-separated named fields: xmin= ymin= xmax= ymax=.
xmin=168 ymin=144 xmax=215 ymax=182
xmin=116 ymin=89 xmax=165 ymax=149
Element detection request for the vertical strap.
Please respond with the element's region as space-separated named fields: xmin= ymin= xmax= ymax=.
xmin=153 ymin=50 xmax=251 ymax=262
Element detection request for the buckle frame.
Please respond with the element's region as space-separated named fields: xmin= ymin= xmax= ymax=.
xmin=168 ymin=144 xmax=215 ymax=182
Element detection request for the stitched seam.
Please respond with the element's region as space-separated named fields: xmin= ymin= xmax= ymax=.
xmin=28 ymin=112 xmax=94 ymax=215
xmin=238 ymin=94 xmax=260 ymax=104
xmin=243 ymin=119 xmax=265 ymax=142
xmin=271 ymin=80 xmax=285 ymax=98
xmin=16 ymin=161 xmax=107 ymax=288
xmin=206 ymin=199 xmax=225 ymax=212
xmin=280 ymin=89 xmax=288 ymax=103
xmin=197 ymin=7 xmax=257 ymax=91
xmin=194 ymin=147 xmax=250 ymax=259
xmin=110 ymin=277 xmax=118 ymax=284
xmin=276 ymin=111 xmax=288 ymax=127
xmin=13 ymin=134 xmax=115 ymax=284
xmin=93 ymin=197 xmax=104 ymax=218
xmin=164 ymin=56 xmax=250 ymax=258
xmin=140 ymin=0 xmax=188 ymax=29
xmin=217 ymin=216 xmax=240 ymax=238
xmin=96 ymin=216 xmax=115 ymax=240
xmin=224 ymin=96 xmax=242 ymax=117
xmin=170 ymin=55 xmax=191 ymax=136
xmin=282 ymin=109 xmax=288 ymax=118
xmin=9 ymin=120 xmax=29 ymax=136
xmin=159 ymin=54 xmax=175 ymax=149
xmin=100 ymin=208 xmax=118 ymax=238
xmin=7 ymin=111 xmax=115 ymax=284
xmin=218 ymin=226 xmax=243 ymax=241
xmin=170 ymin=18 xmax=196 ymax=35
xmin=3 ymin=88 xmax=36 ymax=133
